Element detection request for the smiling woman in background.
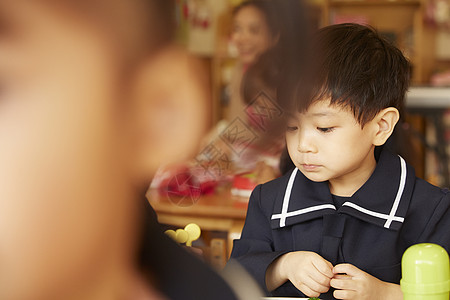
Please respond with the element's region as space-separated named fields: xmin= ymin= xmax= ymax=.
xmin=218 ymin=0 xmax=308 ymax=183
xmin=227 ymin=0 xmax=279 ymax=122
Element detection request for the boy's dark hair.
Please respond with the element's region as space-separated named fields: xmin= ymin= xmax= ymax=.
xmin=295 ymin=23 xmax=411 ymax=127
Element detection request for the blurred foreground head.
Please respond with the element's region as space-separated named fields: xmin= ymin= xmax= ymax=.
xmin=0 ymin=0 xmax=208 ymax=299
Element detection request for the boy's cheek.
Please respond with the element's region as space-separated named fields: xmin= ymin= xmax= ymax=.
xmin=285 ymin=136 xmax=297 ymax=155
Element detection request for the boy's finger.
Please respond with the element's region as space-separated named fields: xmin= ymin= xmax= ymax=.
xmin=313 ymin=259 xmax=334 ymax=278
xmin=333 ymin=263 xmax=361 ymax=277
xmin=309 ymin=269 xmax=332 ymax=287
xmin=330 ymin=277 xmax=356 ymax=290
xmin=333 ymin=274 xmax=352 ymax=280
xmin=305 ymin=274 xmax=331 ymax=293
xmin=333 ymin=288 xmax=356 ymax=300
xmin=295 ymin=281 xmax=322 ymax=298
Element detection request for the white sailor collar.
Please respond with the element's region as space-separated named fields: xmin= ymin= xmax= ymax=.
xmin=271 ymin=150 xmax=415 ymax=231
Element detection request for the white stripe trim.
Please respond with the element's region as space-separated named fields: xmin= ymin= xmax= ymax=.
xmin=271 ymin=156 xmax=407 ymax=229
xmin=272 ymin=204 xmax=336 ymax=221
xmin=342 ymin=202 xmax=404 ymax=224
xmin=276 ymin=168 xmax=298 ymax=227
xmin=384 ymin=156 xmax=407 ymax=228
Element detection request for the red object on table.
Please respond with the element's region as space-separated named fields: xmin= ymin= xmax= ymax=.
xmin=231 ymin=172 xmax=257 ymax=199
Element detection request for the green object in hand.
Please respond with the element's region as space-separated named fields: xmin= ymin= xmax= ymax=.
xmin=308 ymin=298 xmax=320 ymax=300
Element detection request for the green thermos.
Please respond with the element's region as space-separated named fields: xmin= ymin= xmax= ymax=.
xmin=401 ymin=243 xmax=450 ymax=299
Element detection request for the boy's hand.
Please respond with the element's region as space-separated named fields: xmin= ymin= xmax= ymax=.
xmin=279 ymin=251 xmax=333 ymax=297
xmin=331 ymin=264 xmax=403 ymax=300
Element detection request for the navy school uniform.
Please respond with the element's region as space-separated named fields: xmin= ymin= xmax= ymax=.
xmin=229 ymin=149 xmax=450 ymax=299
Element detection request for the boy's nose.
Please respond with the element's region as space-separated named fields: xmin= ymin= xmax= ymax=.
xmin=297 ymin=131 xmax=316 ymax=153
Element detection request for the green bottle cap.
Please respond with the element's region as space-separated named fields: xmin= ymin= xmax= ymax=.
xmin=401 ymin=243 xmax=450 ymax=300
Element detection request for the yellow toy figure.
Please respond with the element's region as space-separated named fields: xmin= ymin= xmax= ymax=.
xmin=165 ymin=223 xmax=201 ymax=247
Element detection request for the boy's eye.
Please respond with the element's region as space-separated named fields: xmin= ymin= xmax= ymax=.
xmin=286 ymin=126 xmax=298 ymax=132
xmin=317 ymin=127 xmax=334 ymax=133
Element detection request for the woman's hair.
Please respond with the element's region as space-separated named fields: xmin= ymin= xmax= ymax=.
xmin=238 ymin=0 xmax=310 ymax=155
xmin=240 ymin=0 xmax=309 ymax=109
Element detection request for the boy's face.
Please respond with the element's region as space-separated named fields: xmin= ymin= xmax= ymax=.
xmin=286 ymin=99 xmax=378 ymax=196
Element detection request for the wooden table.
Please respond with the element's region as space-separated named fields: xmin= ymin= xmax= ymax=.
xmin=147 ymin=188 xmax=248 ymax=257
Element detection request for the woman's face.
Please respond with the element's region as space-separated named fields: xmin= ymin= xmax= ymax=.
xmin=231 ymin=5 xmax=275 ymax=65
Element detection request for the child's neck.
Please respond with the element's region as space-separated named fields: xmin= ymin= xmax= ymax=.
xmin=328 ymin=152 xmax=377 ymax=197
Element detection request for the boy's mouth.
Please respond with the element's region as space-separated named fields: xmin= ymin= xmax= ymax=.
xmin=301 ymin=164 xmax=321 ymax=171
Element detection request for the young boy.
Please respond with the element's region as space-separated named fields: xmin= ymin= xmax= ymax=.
xmin=229 ymin=23 xmax=450 ymax=299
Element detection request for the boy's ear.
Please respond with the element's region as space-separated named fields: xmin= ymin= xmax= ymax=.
xmin=372 ymin=107 xmax=400 ymax=146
